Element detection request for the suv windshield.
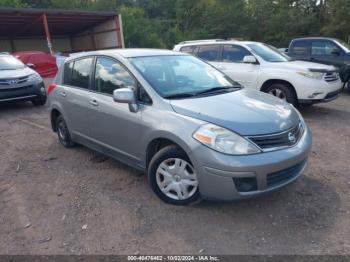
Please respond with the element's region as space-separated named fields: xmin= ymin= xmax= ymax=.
xmin=247 ymin=43 xmax=291 ymax=62
xmin=335 ymin=39 xmax=350 ymax=52
xmin=0 ymin=56 xmax=25 ymax=70
xmin=130 ymin=55 xmax=241 ymax=98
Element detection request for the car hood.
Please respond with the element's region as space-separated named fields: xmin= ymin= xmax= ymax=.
xmin=170 ymin=89 xmax=300 ymax=136
xmin=0 ymin=67 xmax=33 ymax=79
xmin=268 ymin=60 xmax=337 ymax=71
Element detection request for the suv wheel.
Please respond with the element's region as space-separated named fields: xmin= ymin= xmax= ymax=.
xmin=148 ymin=145 xmax=200 ymax=205
xmin=31 ymin=95 xmax=47 ymax=106
xmin=56 ymin=115 xmax=75 ymax=148
xmin=265 ymin=83 xmax=297 ymax=105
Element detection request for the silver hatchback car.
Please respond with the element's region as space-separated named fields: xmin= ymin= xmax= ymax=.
xmin=48 ymin=49 xmax=312 ymax=205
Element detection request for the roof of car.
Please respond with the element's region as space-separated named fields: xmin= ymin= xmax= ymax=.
xmin=69 ymin=48 xmax=184 ymax=60
xmin=292 ymin=37 xmax=337 ymax=41
xmin=175 ymin=40 xmax=262 ymax=47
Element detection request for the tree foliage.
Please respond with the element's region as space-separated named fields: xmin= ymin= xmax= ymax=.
xmin=1 ymin=0 xmax=350 ymax=48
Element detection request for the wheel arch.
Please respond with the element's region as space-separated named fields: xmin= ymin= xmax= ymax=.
xmin=145 ymin=136 xmax=192 ymax=169
xmin=260 ymin=79 xmax=298 ymax=99
xmin=50 ymin=108 xmax=61 ymax=132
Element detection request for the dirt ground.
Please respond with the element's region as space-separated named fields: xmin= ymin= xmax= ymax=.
xmin=0 ymin=90 xmax=349 ymax=255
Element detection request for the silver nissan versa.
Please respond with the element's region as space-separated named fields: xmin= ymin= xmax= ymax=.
xmin=48 ymin=49 xmax=312 ymax=205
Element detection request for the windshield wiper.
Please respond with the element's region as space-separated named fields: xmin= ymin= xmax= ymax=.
xmin=194 ymin=86 xmax=240 ymax=96
xmin=163 ymin=93 xmax=197 ymax=99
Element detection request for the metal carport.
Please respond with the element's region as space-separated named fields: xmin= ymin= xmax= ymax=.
xmin=0 ymin=7 xmax=124 ymax=54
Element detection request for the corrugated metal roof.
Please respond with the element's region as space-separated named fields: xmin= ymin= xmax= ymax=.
xmin=0 ymin=7 xmax=118 ymax=37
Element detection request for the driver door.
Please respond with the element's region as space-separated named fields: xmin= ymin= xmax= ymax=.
xmin=214 ymin=44 xmax=260 ymax=89
xmin=88 ymin=56 xmax=143 ymax=165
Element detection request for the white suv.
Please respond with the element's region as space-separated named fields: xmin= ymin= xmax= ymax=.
xmin=174 ymin=40 xmax=342 ymax=105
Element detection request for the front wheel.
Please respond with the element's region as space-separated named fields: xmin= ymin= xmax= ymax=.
xmin=148 ymin=145 xmax=201 ymax=205
xmin=31 ymin=96 xmax=47 ymax=106
xmin=265 ymin=83 xmax=297 ymax=105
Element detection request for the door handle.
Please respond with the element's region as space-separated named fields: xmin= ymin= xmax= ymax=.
xmin=89 ymin=99 xmax=99 ymax=106
xmin=60 ymin=91 xmax=66 ymax=97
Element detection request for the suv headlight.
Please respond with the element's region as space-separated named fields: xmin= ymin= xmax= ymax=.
xmin=297 ymin=71 xmax=324 ymax=80
xmin=193 ymin=124 xmax=261 ymax=155
xmin=28 ymin=73 xmax=42 ymax=82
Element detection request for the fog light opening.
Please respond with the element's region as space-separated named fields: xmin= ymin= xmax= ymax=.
xmin=233 ymin=177 xmax=258 ymax=192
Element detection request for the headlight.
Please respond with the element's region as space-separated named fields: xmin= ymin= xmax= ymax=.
xmin=28 ymin=73 xmax=42 ymax=82
xmin=297 ymin=71 xmax=324 ymax=80
xmin=193 ymin=124 xmax=261 ymax=155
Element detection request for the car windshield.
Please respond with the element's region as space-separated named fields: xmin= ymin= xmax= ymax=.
xmin=0 ymin=56 xmax=25 ymax=70
xmin=130 ymin=55 xmax=241 ymax=98
xmin=247 ymin=43 xmax=291 ymax=62
xmin=335 ymin=39 xmax=350 ymax=52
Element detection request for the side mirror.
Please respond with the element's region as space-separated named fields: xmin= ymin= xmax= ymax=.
xmin=113 ymin=88 xmax=138 ymax=113
xmin=26 ymin=63 xmax=35 ymax=69
xmin=331 ymin=48 xmax=341 ymax=56
xmin=243 ymin=55 xmax=258 ymax=64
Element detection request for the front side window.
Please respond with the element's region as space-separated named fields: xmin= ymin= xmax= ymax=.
xmin=247 ymin=43 xmax=290 ymax=62
xmin=222 ymin=45 xmax=252 ymax=62
xmin=197 ymin=45 xmax=220 ymax=61
xmin=130 ymin=55 xmax=240 ymax=98
xmin=0 ymin=56 xmax=25 ymax=70
xmin=94 ymin=57 xmax=137 ymax=95
xmin=312 ymin=41 xmax=339 ymax=55
xmin=65 ymin=58 xmax=93 ymax=89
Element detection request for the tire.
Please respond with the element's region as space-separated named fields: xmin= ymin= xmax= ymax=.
xmin=148 ymin=145 xmax=201 ymax=205
xmin=265 ymin=83 xmax=297 ymax=106
xmin=31 ymin=96 xmax=47 ymax=106
xmin=56 ymin=115 xmax=75 ymax=148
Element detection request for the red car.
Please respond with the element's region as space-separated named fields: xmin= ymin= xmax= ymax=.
xmin=12 ymin=51 xmax=58 ymax=78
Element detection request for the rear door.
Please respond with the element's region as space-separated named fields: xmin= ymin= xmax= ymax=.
xmin=88 ymin=56 xmax=143 ymax=164
xmin=310 ymin=39 xmax=345 ymax=66
xmin=61 ymin=57 xmax=94 ymax=138
xmin=214 ymin=44 xmax=259 ymax=89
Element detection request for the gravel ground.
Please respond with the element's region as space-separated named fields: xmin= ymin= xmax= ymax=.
xmin=0 ymin=91 xmax=349 ymax=255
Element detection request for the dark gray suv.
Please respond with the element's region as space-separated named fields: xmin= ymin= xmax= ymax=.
xmin=0 ymin=54 xmax=46 ymax=105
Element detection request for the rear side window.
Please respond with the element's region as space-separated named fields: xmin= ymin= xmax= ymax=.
xmin=180 ymin=45 xmax=197 ymax=54
xmin=64 ymin=58 xmax=93 ymax=89
xmin=222 ymin=45 xmax=251 ymax=62
xmin=94 ymin=57 xmax=137 ymax=95
xmin=291 ymin=40 xmax=311 ymax=56
xmin=197 ymin=45 xmax=220 ymax=61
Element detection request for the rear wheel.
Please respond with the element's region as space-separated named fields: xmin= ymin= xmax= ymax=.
xmin=56 ymin=115 xmax=75 ymax=148
xmin=265 ymin=83 xmax=297 ymax=105
xmin=148 ymin=145 xmax=200 ymax=205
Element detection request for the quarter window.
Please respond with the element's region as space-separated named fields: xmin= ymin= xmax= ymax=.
xmin=197 ymin=45 xmax=220 ymax=61
xmin=222 ymin=45 xmax=251 ymax=62
xmin=291 ymin=40 xmax=310 ymax=56
xmin=180 ymin=46 xmax=197 ymax=54
xmin=64 ymin=58 xmax=93 ymax=89
xmin=94 ymin=57 xmax=137 ymax=95
xmin=311 ymin=41 xmax=339 ymax=55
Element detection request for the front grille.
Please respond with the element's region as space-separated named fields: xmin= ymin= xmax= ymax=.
xmin=0 ymin=85 xmax=33 ymax=92
xmin=247 ymin=122 xmax=304 ymax=151
xmin=323 ymin=71 xmax=339 ymax=82
xmin=0 ymin=75 xmax=29 ymax=86
xmin=266 ymin=160 xmax=306 ymax=188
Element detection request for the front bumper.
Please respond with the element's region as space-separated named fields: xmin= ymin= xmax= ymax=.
xmin=296 ymin=77 xmax=342 ymax=104
xmin=0 ymin=81 xmax=46 ymax=103
xmin=190 ymin=126 xmax=312 ymax=200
